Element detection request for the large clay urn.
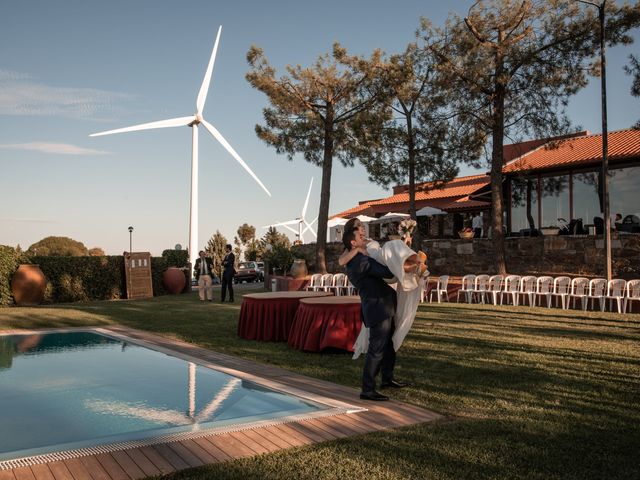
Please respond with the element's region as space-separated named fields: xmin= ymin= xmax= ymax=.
xmin=289 ymin=259 xmax=308 ymax=279
xmin=163 ymin=267 xmax=186 ymax=294
xmin=11 ymin=265 xmax=46 ymax=306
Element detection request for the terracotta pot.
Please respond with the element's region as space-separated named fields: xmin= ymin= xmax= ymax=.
xmin=163 ymin=267 xmax=186 ymax=294
xmin=289 ymin=259 xmax=308 ymax=279
xmin=11 ymin=264 xmax=46 ymax=306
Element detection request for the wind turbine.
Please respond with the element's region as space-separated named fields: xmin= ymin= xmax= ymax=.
xmin=90 ymin=26 xmax=271 ymax=268
xmin=263 ymin=178 xmax=317 ymax=243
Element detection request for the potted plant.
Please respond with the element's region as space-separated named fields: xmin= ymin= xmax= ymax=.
xmin=458 ymin=227 xmax=474 ymax=239
xmin=540 ymin=226 xmax=560 ymax=236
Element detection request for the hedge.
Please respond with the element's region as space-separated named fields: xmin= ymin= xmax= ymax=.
xmin=0 ymin=254 xmax=185 ymax=305
xmin=0 ymin=246 xmax=22 ymax=306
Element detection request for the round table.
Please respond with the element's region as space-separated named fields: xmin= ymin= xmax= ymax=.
xmin=288 ymin=296 xmax=362 ymax=352
xmin=237 ymin=291 xmax=332 ymax=341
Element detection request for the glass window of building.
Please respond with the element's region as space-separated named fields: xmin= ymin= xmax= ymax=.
xmin=572 ymin=171 xmax=603 ymax=226
xmin=510 ymin=177 xmax=538 ymax=234
xmin=540 ymin=174 xmax=569 ymax=228
xmin=610 ymin=165 xmax=640 ymax=228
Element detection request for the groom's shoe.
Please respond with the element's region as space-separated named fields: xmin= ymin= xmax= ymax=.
xmin=359 ymin=391 xmax=389 ymax=401
xmin=380 ymin=379 xmax=409 ymax=389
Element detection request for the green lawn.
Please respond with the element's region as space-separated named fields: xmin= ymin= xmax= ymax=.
xmin=1 ymin=291 xmax=638 ymax=480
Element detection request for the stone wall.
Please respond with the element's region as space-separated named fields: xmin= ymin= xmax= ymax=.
xmin=424 ymin=234 xmax=640 ymax=279
xmin=293 ymin=234 xmax=640 ymax=279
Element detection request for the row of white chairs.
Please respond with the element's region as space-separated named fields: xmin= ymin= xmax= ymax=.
xmin=427 ymin=274 xmax=640 ymax=313
xmin=306 ymin=273 xmax=356 ymax=296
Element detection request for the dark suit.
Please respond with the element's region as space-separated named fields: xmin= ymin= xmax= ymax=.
xmin=346 ymin=252 xmax=397 ymax=394
xmin=221 ymin=251 xmax=235 ymax=302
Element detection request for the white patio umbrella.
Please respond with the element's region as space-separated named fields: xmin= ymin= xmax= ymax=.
xmin=369 ymin=212 xmax=411 ymax=224
xmin=415 ymin=206 xmax=446 ymax=217
xmin=327 ymin=217 xmax=349 ymax=228
xmin=356 ymin=214 xmax=377 ymax=223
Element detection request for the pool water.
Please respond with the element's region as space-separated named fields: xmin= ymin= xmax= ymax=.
xmin=0 ymin=331 xmax=324 ymax=462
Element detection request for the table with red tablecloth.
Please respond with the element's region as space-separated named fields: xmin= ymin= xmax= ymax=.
xmin=237 ymin=291 xmax=332 ymax=341
xmin=288 ymin=296 xmax=362 ymax=352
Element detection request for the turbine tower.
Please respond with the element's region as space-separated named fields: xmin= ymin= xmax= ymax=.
xmin=90 ymin=26 xmax=271 ymax=268
xmin=263 ymin=178 xmax=317 ymax=243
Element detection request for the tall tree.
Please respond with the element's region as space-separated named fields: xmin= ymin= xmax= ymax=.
xmin=235 ymin=223 xmax=256 ymax=261
xmin=88 ymin=247 xmax=105 ymax=257
xmin=204 ymin=231 xmax=227 ymax=279
xmin=246 ymin=43 xmax=392 ymax=272
xmin=27 ymin=236 xmax=88 ymax=256
xmin=261 ymin=227 xmax=291 ymax=249
xmin=625 ymin=54 xmax=640 ymax=127
xmin=422 ymin=0 xmax=639 ymax=273
xmin=358 ymin=42 xmax=484 ymax=249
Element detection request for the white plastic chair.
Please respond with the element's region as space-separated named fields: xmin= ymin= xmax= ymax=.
xmin=625 ymin=279 xmax=640 ymax=313
xmin=305 ymin=273 xmax=323 ymax=291
xmin=550 ymin=276 xmax=571 ymax=309
xmin=587 ymin=278 xmax=607 ymax=311
xmin=486 ymin=275 xmax=503 ymax=305
xmin=420 ymin=276 xmax=430 ymax=303
xmin=429 ymin=275 xmax=450 ymax=303
xmin=605 ymin=279 xmax=626 ymax=313
xmin=327 ymin=273 xmax=346 ymax=296
xmin=535 ymin=276 xmax=554 ymax=307
xmin=518 ymin=276 xmax=538 ymax=307
xmin=567 ymin=277 xmax=590 ymax=310
xmin=345 ymin=277 xmax=357 ymax=296
xmin=500 ymin=275 xmax=521 ymax=306
xmin=456 ymin=274 xmax=476 ymax=303
xmin=472 ymin=274 xmax=490 ymax=304
xmin=317 ymin=273 xmax=333 ymax=292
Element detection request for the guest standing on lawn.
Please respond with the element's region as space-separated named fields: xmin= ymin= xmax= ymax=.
xmin=194 ymin=250 xmax=215 ymax=301
xmin=343 ymin=225 xmax=407 ymax=401
xmin=221 ymin=244 xmax=235 ymax=303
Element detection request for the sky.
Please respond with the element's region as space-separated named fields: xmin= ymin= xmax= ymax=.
xmin=1 ymin=1 xmax=638 ymax=256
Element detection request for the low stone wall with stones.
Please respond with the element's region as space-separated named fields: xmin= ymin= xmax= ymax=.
xmin=423 ymin=234 xmax=640 ymax=279
xmin=292 ymin=234 xmax=640 ymax=279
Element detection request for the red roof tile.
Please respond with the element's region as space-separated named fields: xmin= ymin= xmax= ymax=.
xmin=503 ymin=129 xmax=640 ymax=173
xmin=373 ymin=174 xmax=490 ymax=206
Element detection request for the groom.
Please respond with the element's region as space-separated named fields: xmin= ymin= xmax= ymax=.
xmin=343 ymin=221 xmax=407 ymax=401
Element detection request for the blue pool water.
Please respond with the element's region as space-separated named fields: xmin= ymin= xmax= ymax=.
xmin=0 ymin=331 xmax=324 ymax=462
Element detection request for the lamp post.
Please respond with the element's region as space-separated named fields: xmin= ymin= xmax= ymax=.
xmin=578 ymin=0 xmax=611 ymax=281
xmin=128 ymin=226 xmax=134 ymax=253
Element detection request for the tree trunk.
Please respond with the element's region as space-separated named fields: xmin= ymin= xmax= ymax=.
xmin=406 ymin=118 xmax=422 ymax=251
xmin=315 ymin=112 xmax=334 ymax=273
xmin=491 ymin=50 xmax=507 ymax=274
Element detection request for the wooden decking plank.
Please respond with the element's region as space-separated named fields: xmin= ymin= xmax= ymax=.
xmin=150 ymin=444 xmax=190 ymax=471
xmin=10 ymin=468 xmax=35 ymax=480
xmin=205 ymin=433 xmax=254 ymax=459
xmin=331 ymin=413 xmax=379 ymax=434
xmin=228 ymin=432 xmax=268 ymax=455
xmin=123 ymin=449 xmax=161 ymax=478
xmin=93 ymin=454 xmax=129 ymax=480
xmin=250 ymin=426 xmax=296 ymax=449
xmin=46 ymin=462 xmax=74 ymax=480
xmin=191 ymin=437 xmax=231 ymax=462
xmin=236 ymin=430 xmax=280 ymax=454
xmin=110 ymin=451 xmax=146 ymax=480
xmin=63 ymin=458 xmax=93 ymax=480
xmin=178 ymin=440 xmax=218 ymax=465
xmin=270 ymin=423 xmax=315 ymax=446
xmin=0 ymin=470 xmax=16 ymax=480
xmin=77 ymin=456 xmax=110 ymax=480
xmin=319 ymin=414 xmax=370 ymax=435
xmin=28 ymin=465 xmax=54 ymax=480
xmin=164 ymin=442 xmax=205 ymax=469
xmin=286 ymin=420 xmax=338 ymax=443
xmin=137 ymin=447 xmax=175 ymax=476
xmin=304 ymin=418 xmax=352 ymax=439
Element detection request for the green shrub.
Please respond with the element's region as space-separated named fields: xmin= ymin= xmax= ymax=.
xmin=263 ymin=244 xmax=294 ymax=275
xmin=0 ymin=246 xmax=21 ymax=306
xmin=161 ymin=249 xmax=189 ymax=268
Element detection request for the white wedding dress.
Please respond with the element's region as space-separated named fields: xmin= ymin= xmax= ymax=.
xmin=351 ymin=239 xmax=428 ymax=359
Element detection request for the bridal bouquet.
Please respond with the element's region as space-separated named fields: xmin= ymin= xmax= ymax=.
xmin=398 ymin=218 xmax=417 ymax=238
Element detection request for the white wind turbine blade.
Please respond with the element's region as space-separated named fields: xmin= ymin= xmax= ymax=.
xmin=301 ymin=177 xmax=314 ymax=218
xmin=302 ymin=218 xmax=318 ymax=238
xmin=263 ymin=219 xmax=299 ymax=228
xmin=196 ymin=26 xmax=222 ymax=114
xmin=90 ymin=116 xmax=196 ymax=137
xmin=201 ymin=119 xmax=271 ymax=196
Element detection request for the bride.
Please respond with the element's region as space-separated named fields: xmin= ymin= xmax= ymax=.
xmin=338 ymin=218 xmax=428 ymax=359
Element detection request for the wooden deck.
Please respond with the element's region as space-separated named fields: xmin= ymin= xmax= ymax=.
xmin=0 ymin=326 xmax=444 ymax=480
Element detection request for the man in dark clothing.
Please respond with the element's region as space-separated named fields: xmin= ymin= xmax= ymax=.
xmin=343 ymin=224 xmax=404 ymax=401
xmin=221 ymin=244 xmax=235 ymax=302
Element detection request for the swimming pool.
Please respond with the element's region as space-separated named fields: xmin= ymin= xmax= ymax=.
xmin=0 ymin=329 xmax=357 ymax=468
